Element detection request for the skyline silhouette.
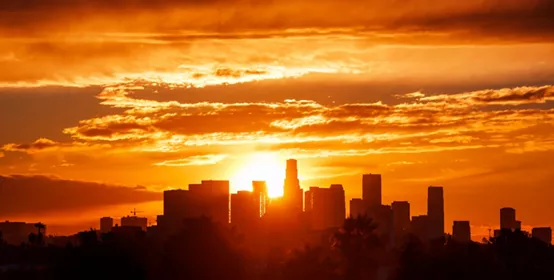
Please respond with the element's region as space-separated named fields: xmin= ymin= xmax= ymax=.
xmin=1 ymin=1 xmax=554 ymax=278
xmin=1 ymin=158 xmax=551 ymax=245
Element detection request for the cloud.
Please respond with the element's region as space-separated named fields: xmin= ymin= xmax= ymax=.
xmin=2 ymin=138 xmax=60 ymax=152
xmin=419 ymin=85 xmax=554 ymax=106
xmin=4 ymin=84 xmax=554 ymax=169
xmin=153 ymin=154 xmax=227 ymax=166
xmin=0 ymin=174 xmax=162 ymax=217
xmin=1 ymin=0 xmax=553 ymax=39
xmin=1 ymin=1 xmax=554 ymax=86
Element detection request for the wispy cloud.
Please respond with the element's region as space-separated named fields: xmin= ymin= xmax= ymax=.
xmin=153 ymin=154 xmax=227 ymax=167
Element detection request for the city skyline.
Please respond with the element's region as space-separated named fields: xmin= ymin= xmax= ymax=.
xmin=2 ymin=0 xmax=554 ymax=239
xmin=1 ymin=158 xmax=551 ymax=244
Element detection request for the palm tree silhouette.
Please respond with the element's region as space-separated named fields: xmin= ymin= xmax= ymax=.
xmin=333 ymin=215 xmax=383 ymax=280
xmin=34 ymin=222 xmax=46 ymax=246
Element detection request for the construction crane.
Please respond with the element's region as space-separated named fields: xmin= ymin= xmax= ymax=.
xmin=130 ymin=208 xmax=144 ymax=216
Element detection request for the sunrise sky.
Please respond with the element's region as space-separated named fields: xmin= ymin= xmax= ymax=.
xmin=1 ymin=0 xmax=554 ymax=236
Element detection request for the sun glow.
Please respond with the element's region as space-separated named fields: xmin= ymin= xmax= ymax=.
xmin=230 ymin=153 xmax=285 ymax=198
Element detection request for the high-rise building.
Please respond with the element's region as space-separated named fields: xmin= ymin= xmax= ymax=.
xmin=374 ymin=205 xmax=394 ymax=246
xmin=427 ymin=186 xmax=444 ymax=240
xmin=329 ymin=184 xmax=346 ymax=227
xmin=532 ymin=227 xmax=552 ymax=244
xmin=161 ymin=180 xmax=230 ymax=232
xmin=283 ymin=159 xmax=303 ymax=214
xmin=350 ymin=198 xmax=367 ymax=218
xmin=452 ymin=221 xmax=471 ymax=243
xmin=252 ymin=181 xmax=269 ymax=217
xmin=199 ymin=180 xmax=230 ymax=225
xmin=392 ymin=201 xmax=411 ymax=234
xmin=231 ymin=191 xmax=259 ymax=230
xmin=100 ymin=217 xmax=114 ymax=234
xmin=362 ymin=174 xmax=382 ymax=207
xmin=121 ymin=216 xmax=148 ymax=231
xmin=305 ymin=185 xmax=346 ymax=230
xmin=0 ymin=221 xmax=39 ymax=245
xmin=500 ymin=207 xmax=516 ymax=230
xmin=411 ymin=215 xmax=429 ymax=242
xmin=164 ymin=189 xmax=196 ymax=220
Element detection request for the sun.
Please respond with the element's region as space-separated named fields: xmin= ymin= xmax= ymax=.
xmin=230 ymin=153 xmax=285 ymax=198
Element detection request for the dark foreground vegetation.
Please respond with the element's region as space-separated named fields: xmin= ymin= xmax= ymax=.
xmin=1 ymin=216 xmax=553 ymax=280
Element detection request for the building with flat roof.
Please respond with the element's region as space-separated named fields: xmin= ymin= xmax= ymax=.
xmin=500 ymin=207 xmax=516 ymax=230
xmin=121 ymin=216 xmax=147 ymax=231
xmin=362 ymin=174 xmax=381 ymax=207
xmin=427 ymin=186 xmax=444 ymax=241
xmin=532 ymin=227 xmax=552 ymax=244
xmin=231 ymin=190 xmax=259 ymax=230
xmin=411 ymin=215 xmax=429 ymax=242
xmin=100 ymin=217 xmax=114 ymax=234
xmin=0 ymin=221 xmax=44 ymax=245
xmin=350 ymin=198 xmax=367 ymax=218
xmin=305 ymin=185 xmax=346 ymax=230
xmin=392 ymin=201 xmax=411 ymax=235
xmin=452 ymin=221 xmax=471 ymax=243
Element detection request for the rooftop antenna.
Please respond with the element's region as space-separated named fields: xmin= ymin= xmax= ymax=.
xmin=130 ymin=208 xmax=144 ymax=216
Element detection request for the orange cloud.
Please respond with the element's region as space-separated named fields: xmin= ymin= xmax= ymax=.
xmin=153 ymin=154 xmax=228 ymax=167
xmin=0 ymin=174 xmax=161 ymax=217
xmin=4 ymin=84 xmax=554 ymax=167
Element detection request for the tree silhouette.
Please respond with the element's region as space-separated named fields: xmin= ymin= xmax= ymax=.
xmin=333 ymin=215 xmax=383 ymax=280
xmin=34 ymin=222 xmax=46 ymax=246
xmin=281 ymin=245 xmax=341 ymax=280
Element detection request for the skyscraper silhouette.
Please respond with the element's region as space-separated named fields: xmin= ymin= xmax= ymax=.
xmin=305 ymin=185 xmax=346 ymax=230
xmin=427 ymin=186 xmax=444 ymax=240
xmin=100 ymin=217 xmax=114 ymax=234
xmin=283 ymin=159 xmax=303 ymax=214
xmin=411 ymin=215 xmax=429 ymax=242
xmin=500 ymin=207 xmax=516 ymax=230
xmin=252 ymin=181 xmax=269 ymax=217
xmin=349 ymin=198 xmax=366 ymax=218
xmin=452 ymin=221 xmax=471 ymax=242
xmin=392 ymin=201 xmax=411 ymax=234
xmin=231 ymin=190 xmax=258 ymax=230
xmin=362 ymin=174 xmax=381 ymax=207
xmin=531 ymin=227 xmax=552 ymax=244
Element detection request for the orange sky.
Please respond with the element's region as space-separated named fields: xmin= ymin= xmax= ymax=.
xmin=1 ymin=0 xmax=554 ymax=237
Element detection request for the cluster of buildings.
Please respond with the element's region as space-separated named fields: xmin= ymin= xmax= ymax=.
xmin=100 ymin=158 xmax=551 ymax=246
xmin=1 ymin=159 xmax=551 ymax=245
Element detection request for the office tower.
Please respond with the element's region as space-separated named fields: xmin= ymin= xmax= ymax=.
xmin=0 ymin=221 xmax=39 ymax=245
xmin=515 ymin=220 xmax=522 ymax=230
xmin=305 ymin=185 xmax=346 ymax=230
xmin=500 ymin=207 xmax=516 ymax=230
xmin=329 ymin=184 xmax=346 ymax=227
xmin=252 ymin=181 xmax=269 ymax=217
xmin=121 ymin=216 xmax=148 ymax=231
xmin=350 ymin=198 xmax=366 ymax=218
xmin=532 ymin=227 xmax=552 ymax=244
xmin=100 ymin=217 xmax=114 ymax=234
xmin=199 ymin=180 xmax=231 ymax=224
xmin=392 ymin=201 xmax=411 ymax=234
xmin=452 ymin=221 xmax=471 ymax=242
xmin=231 ymin=191 xmax=259 ymax=230
xmin=362 ymin=174 xmax=382 ymax=207
xmin=427 ymin=186 xmax=444 ymax=240
xmin=374 ymin=205 xmax=394 ymax=246
xmin=411 ymin=215 xmax=429 ymax=242
xmin=164 ymin=189 xmax=196 ymax=219
xmin=283 ymin=159 xmax=303 ymax=214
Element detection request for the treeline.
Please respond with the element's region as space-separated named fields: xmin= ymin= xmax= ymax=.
xmin=1 ymin=216 xmax=553 ymax=280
